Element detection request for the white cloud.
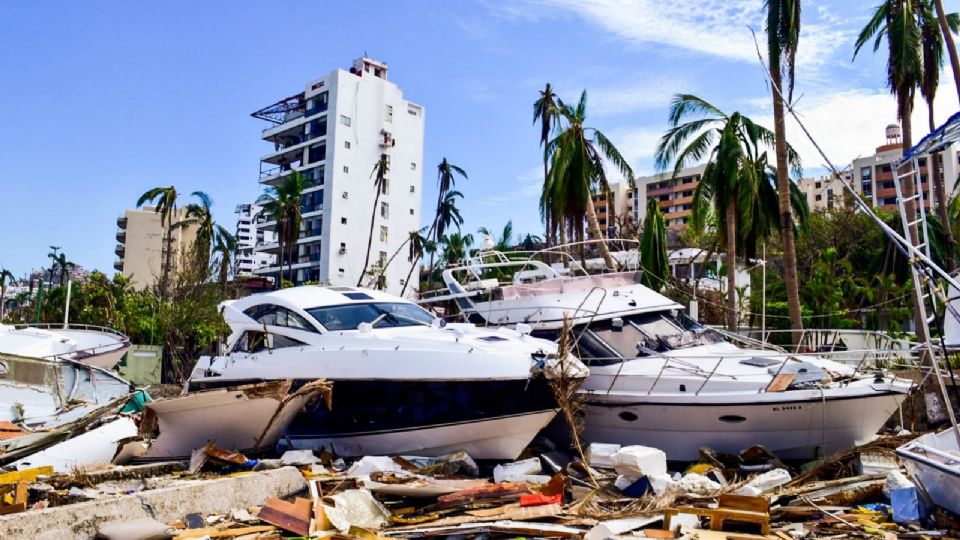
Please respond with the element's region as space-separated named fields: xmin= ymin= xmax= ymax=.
xmin=494 ymin=0 xmax=855 ymax=84
xmin=588 ymin=76 xmax=692 ymax=116
xmin=749 ymin=81 xmax=958 ymax=172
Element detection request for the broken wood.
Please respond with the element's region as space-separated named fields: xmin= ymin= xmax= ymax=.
xmin=257 ymin=496 xmax=312 ymax=536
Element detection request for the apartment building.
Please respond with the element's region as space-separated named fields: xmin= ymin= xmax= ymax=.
xmin=797 ymin=171 xmax=852 ymax=212
xmin=251 ymin=57 xmax=425 ymax=295
xmin=589 ymin=180 xmax=632 ymax=238
xmin=629 ymin=165 xmax=706 ymax=228
xmin=234 ymin=201 xmax=277 ymax=277
xmin=852 ymin=124 xmax=960 ymax=213
xmin=114 ymin=207 xmax=197 ymax=290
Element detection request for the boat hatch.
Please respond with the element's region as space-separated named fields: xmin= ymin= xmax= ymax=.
xmin=477 ymin=336 xmax=509 ymax=342
xmin=767 ymin=361 xmax=827 ymax=385
xmin=740 ymin=357 xmax=781 ymax=368
xmin=343 ymin=292 xmax=374 ymax=301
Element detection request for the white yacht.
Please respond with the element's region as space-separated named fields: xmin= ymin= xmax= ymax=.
xmin=187 ymin=285 xmax=588 ymax=460
xmin=0 ymin=323 xmax=131 ymax=370
xmin=423 ymin=250 xmax=912 ymax=461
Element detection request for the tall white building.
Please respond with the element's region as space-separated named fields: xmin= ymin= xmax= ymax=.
xmin=251 ymin=57 xmax=425 ymax=295
xmin=234 ymin=201 xmax=277 ymax=277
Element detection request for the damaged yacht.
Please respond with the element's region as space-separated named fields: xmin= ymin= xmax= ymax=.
xmin=187 ymin=285 xmax=587 ymax=460
xmin=424 ymin=251 xmax=912 ymax=461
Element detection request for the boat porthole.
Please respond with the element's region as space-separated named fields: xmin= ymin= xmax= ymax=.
xmin=679 ymin=384 xmax=686 ymax=392
xmin=719 ymin=415 xmax=747 ymax=423
xmin=0 ymin=361 xmax=7 ymax=377
xmin=619 ymin=411 xmax=638 ymax=422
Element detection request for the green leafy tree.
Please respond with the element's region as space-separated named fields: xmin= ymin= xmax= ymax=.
xmin=640 ymin=200 xmax=669 ymax=291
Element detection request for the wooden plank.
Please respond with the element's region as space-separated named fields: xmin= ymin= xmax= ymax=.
xmin=13 ymin=481 xmax=27 ymax=505
xmin=0 ymin=502 xmax=26 ymax=516
xmin=174 ymin=525 xmax=276 ymax=539
xmin=765 ymin=372 xmax=796 ymax=392
xmin=719 ymin=494 xmax=769 ymax=513
xmin=257 ymin=497 xmax=312 ymax=536
xmin=0 ymin=466 xmax=53 ymax=484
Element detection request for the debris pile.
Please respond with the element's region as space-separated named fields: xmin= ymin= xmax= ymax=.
xmin=3 ymin=432 xmax=957 ymax=539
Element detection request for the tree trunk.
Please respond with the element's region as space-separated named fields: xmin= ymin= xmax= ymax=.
xmin=770 ymin=64 xmax=804 ymax=344
xmin=163 ymin=215 xmax=174 ymax=298
xmin=357 ymin=188 xmax=383 ymax=286
xmin=929 ymin=107 xmax=957 ymax=269
xmin=277 ymin=222 xmax=285 ymax=290
xmin=585 ymin=196 xmax=616 ymax=270
xmin=935 ymin=0 xmax=960 ymax=106
xmin=725 ymin=198 xmax=739 ymax=331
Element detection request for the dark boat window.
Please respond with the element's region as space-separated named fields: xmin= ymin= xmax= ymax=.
xmin=233 ymin=331 xmax=306 ymax=353
xmin=244 ymin=304 xmax=319 ymax=333
xmin=306 ymin=302 xmax=435 ymax=331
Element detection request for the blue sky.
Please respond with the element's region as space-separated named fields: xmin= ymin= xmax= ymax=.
xmin=1 ymin=0 xmax=957 ymax=278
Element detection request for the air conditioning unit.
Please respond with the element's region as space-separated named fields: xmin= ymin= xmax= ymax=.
xmin=339 ymin=244 xmax=347 ymax=254
xmin=380 ymin=130 xmax=394 ymax=147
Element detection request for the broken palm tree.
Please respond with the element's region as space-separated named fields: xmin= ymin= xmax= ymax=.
xmin=549 ymin=314 xmax=596 ymax=487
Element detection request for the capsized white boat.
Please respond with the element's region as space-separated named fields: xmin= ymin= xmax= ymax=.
xmin=187 ymin=285 xmax=588 ymax=460
xmin=897 ymin=428 xmax=960 ymax=516
xmin=0 ymin=323 xmax=131 ymax=370
xmin=424 ymin=248 xmax=912 ymax=461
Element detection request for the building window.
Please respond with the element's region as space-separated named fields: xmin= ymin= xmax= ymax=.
xmin=410 ymin=162 xmax=417 ymax=170
xmin=408 ymin=104 xmax=422 ymax=116
xmin=344 ymin=141 xmax=351 ymax=149
xmin=343 ymin=166 xmax=349 ymax=173
xmin=338 ymin=268 xmax=345 ymax=275
xmin=378 ymin=251 xmax=387 ymax=266
xmin=339 ymin=242 xmax=346 ymax=254
xmin=400 ymin=279 xmax=405 ymax=286
xmin=341 ymin=217 xmax=347 ymax=225
xmin=380 ymin=226 xmax=388 ymax=242
xmin=381 ymin=179 xmax=389 ymax=195
xmin=339 ymin=115 xmax=351 ymax=126
xmin=409 ymin=208 xmax=414 ymax=215
xmin=385 ymin=105 xmax=394 ymax=123
xmin=815 ymin=181 xmax=821 ymax=189
xmin=815 ymin=194 xmax=822 ymax=201
xmin=380 ymin=202 xmax=389 ymax=219
xmin=409 ymin=185 xmax=415 ymax=193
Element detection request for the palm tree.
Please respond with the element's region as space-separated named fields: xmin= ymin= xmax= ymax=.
xmin=919 ymin=3 xmax=960 ymax=267
xmin=932 ymin=0 xmax=960 ymax=104
xmin=259 ymin=171 xmax=311 ymax=287
xmin=426 ymin=166 xmax=466 ymax=289
xmin=534 ymin=83 xmax=562 ymax=248
xmin=0 ymin=268 xmax=14 ymax=321
xmin=655 ymin=94 xmax=801 ymax=330
xmin=53 ymin=253 xmax=74 ymax=287
xmin=640 ymin=200 xmax=670 ymax=292
xmin=766 ymin=0 xmax=805 ymax=340
xmin=441 ymin=232 xmax=474 ymax=267
xmin=185 ymin=191 xmax=216 ymax=269
xmin=212 ymin=225 xmax=237 ymax=293
xmin=546 ymin=90 xmax=633 ymax=269
xmin=402 ymin=230 xmax=430 ymax=296
xmin=137 ymin=185 xmax=179 ymax=296
xmin=358 ymin=153 xmax=390 ymax=286
xmin=479 ymin=220 xmax=514 ymax=251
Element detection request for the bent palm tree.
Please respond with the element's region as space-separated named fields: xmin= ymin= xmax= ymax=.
xmin=358 ymin=153 xmax=390 ymax=286
xmin=259 ymin=171 xmax=311 ymax=287
xmin=137 ymin=185 xmax=179 ymax=296
xmin=212 ymin=225 xmax=237 ymax=293
xmin=547 ymin=90 xmax=633 ymax=269
xmin=655 ymin=94 xmax=801 ymax=330
xmin=186 ymin=191 xmax=216 ymax=269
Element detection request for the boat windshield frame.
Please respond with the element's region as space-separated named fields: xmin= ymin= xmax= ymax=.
xmin=305 ymin=302 xmax=436 ymax=332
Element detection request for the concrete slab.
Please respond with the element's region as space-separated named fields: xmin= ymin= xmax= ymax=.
xmin=0 ymin=466 xmax=307 ymax=540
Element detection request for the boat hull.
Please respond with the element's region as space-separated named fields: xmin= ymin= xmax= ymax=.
xmin=897 ymin=430 xmax=960 ymax=516
xmin=581 ymin=390 xmax=906 ymax=461
xmin=189 ymin=377 xmax=561 ymax=460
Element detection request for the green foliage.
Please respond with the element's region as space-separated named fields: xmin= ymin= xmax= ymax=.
xmin=640 ymin=200 xmax=669 ymax=291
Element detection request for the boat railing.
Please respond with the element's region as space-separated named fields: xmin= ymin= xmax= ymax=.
xmin=732 ymin=327 xmax=919 ymax=367
xmin=12 ymin=323 xmax=131 ymax=360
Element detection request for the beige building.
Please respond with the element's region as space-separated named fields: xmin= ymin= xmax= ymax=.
xmin=797 ymin=171 xmax=852 ymax=212
xmin=629 ymin=165 xmax=706 ymax=228
xmin=114 ymin=207 xmax=197 ymax=289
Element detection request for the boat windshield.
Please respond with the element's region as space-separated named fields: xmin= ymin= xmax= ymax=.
xmin=586 ymin=311 xmax=725 ymax=358
xmin=306 ymin=302 xmax=436 ymax=331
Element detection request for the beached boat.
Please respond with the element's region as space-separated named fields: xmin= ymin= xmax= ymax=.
xmin=422 ymin=248 xmax=911 ymax=460
xmin=186 ymin=285 xmax=587 ymax=460
xmin=896 ymin=428 xmax=960 ymax=516
xmin=0 ymin=323 xmax=131 ymax=370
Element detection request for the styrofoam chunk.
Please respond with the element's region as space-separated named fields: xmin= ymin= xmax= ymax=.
xmin=742 ymin=468 xmax=791 ymax=493
xmin=346 ymin=456 xmax=401 ymax=477
xmin=586 ymin=443 xmax=621 ymax=468
xmin=610 ymin=445 xmax=667 ymax=477
xmin=492 ymin=457 xmax=542 ymax=483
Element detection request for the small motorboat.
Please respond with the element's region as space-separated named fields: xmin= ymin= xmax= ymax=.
xmin=423 ymin=247 xmax=911 ymax=460
xmin=896 ymin=428 xmax=960 ymax=516
xmin=187 ymin=285 xmax=588 ymax=460
xmin=0 ymin=323 xmax=131 ymax=370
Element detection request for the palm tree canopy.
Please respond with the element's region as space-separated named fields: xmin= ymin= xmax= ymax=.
xmin=186 ymin=191 xmax=215 ymax=247
xmin=765 ymin=0 xmax=802 ymax=100
xmin=436 ymin=158 xmax=467 ymax=201
xmin=478 ymin=220 xmax=514 ymax=251
xmin=640 ymin=200 xmax=670 ymax=291
xmin=533 ymin=83 xmax=560 ymax=148
xmin=137 ymin=186 xmax=179 ymax=224
xmin=854 ymin=0 xmax=926 ymax=105
xmin=434 ymin=190 xmax=465 ymax=240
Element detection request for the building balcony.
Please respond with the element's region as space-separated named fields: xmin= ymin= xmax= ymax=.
xmin=117 ymin=216 xmax=127 ymax=229
xmin=260 ymin=140 xmax=308 ymax=166
xmin=113 ymin=259 xmax=123 ymax=272
xmin=257 ymin=241 xmax=280 ymax=254
xmin=116 ymin=231 xmax=126 ymax=243
xmin=115 ymin=245 xmax=125 ymax=257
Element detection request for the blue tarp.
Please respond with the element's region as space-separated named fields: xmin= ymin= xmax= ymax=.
xmin=902 ymin=110 xmax=960 ymax=161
